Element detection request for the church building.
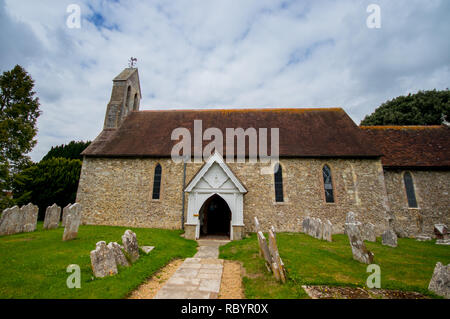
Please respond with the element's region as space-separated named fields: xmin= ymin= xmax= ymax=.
xmin=76 ymin=68 xmax=450 ymax=240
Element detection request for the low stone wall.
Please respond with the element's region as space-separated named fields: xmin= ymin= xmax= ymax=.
xmin=384 ymin=169 xmax=450 ymax=237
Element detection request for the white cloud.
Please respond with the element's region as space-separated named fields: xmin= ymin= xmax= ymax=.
xmin=1 ymin=0 xmax=449 ymax=161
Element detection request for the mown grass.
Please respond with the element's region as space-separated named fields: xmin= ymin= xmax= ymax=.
xmin=0 ymin=222 xmax=197 ymax=298
xmin=219 ymin=233 xmax=450 ymax=299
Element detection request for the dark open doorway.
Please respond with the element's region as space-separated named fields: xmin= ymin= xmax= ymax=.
xmin=199 ymin=194 xmax=231 ymax=238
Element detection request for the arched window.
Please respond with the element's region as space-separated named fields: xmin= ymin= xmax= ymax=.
xmin=274 ymin=163 xmax=284 ymax=202
xmin=152 ymin=164 xmax=162 ymax=200
xmin=322 ymin=165 xmax=334 ymax=203
xmin=403 ymin=172 xmax=417 ymax=208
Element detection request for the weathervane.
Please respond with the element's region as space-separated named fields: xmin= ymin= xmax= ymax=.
xmin=128 ymin=57 xmax=137 ymax=68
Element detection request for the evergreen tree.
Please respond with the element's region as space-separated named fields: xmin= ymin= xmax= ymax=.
xmin=361 ymin=89 xmax=449 ymax=126
xmin=0 ymin=65 xmax=41 ymax=210
xmin=42 ymin=140 xmax=91 ymax=161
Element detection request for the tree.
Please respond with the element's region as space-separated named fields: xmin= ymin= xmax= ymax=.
xmin=0 ymin=65 xmax=41 ymax=211
xmin=360 ymin=89 xmax=450 ymax=126
xmin=12 ymin=158 xmax=82 ymax=220
xmin=42 ymin=140 xmax=91 ymax=161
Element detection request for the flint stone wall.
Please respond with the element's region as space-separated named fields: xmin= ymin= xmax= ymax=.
xmin=384 ymin=169 xmax=450 ymax=238
xmin=77 ymin=157 xmax=390 ymax=236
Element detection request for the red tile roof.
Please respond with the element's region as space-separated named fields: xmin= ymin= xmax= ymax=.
xmin=361 ymin=125 xmax=450 ymax=168
xmin=82 ymin=108 xmax=381 ymax=158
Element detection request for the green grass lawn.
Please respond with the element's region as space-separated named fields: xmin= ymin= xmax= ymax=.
xmin=0 ymin=222 xmax=197 ymax=299
xmin=219 ymin=233 xmax=450 ymax=299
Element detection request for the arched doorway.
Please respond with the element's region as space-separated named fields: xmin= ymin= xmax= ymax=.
xmin=199 ymin=194 xmax=231 ymax=238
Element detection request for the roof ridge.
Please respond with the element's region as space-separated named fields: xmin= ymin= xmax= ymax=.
xmin=136 ymin=107 xmax=344 ymax=113
xmin=360 ymin=125 xmax=445 ymax=130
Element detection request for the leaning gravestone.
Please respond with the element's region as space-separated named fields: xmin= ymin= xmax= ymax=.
xmin=254 ymin=216 xmax=260 ymax=233
xmin=344 ymin=211 xmax=358 ymax=234
xmin=43 ymin=203 xmax=61 ymax=229
xmin=122 ymin=230 xmax=139 ymax=262
xmin=346 ymin=221 xmax=374 ymax=264
xmin=323 ymin=220 xmax=333 ymax=242
xmin=382 ymin=229 xmax=398 ymax=247
xmin=434 ymin=224 xmax=449 ymax=245
xmin=257 ymin=231 xmax=272 ymax=268
xmin=107 ymin=242 xmax=130 ymax=267
xmin=90 ymin=241 xmax=118 ymax=278
xmin=62 ymin=203 xmax=82 ymax=241
xmin=61 ymin=203 xmax=71 ymax=227
xmin=22 ymin=203 xmax=38 ymax=233
xmin=362 ymin=223 xmax=376 ymax=242
xmin=428 ymin=262 xmax=449 ymax=299
xmin=268 ymin=229 xmax=286 ymax=283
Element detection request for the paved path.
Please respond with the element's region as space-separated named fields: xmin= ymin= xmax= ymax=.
xmin=154 ymin=239 xmax=230 ymax=299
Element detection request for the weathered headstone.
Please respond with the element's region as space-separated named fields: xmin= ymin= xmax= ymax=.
xmin=344 ymin=211 xmax=358 ymax=234
xmin=0 ymin=206 xmax=20 ymax=236
xmin=315 ymin=218 xmax=323 ymax=239
xmin=107 ymin=242 xmax=130 ymax=267
xmin=61 ymin=203 xmax=71 ymax=227
xmin=122 ymin=229 xmax=139 ymax=262
xmin=362 ymin=223 xmax=376 ymax=242
xmin=323 ymin=220 xmax=333 ymax=242
xmin=22 ymin=203 xmax=38 ymax=233
xmin=43 ymin=203 xmax=61 ymax=229
xmin=428 ymin=262 xmax=449 ymax=299
xmin=268 ymin=229 xmax=286 ymax=283
xmin=257 ymin=231 xmax=272 ymax=267
xmin=309 ymin=218 xmax=317 ymax=237
xmin=90 ymin=241 xmax=118 ymax=278
xmin=62 ymin=203 xmax=82 ymax=241
xmin=346 ymin=222 xmax=374 ymax=264
xmin=434 ymin=224 xmax=448 ymax=240
xmin=382 ymin=229 xmax=398 ymax=247
xmin=302 ymin=216 xmax=310 ymax=234
xmin=254 ymin=216 xmax=260 ymax=233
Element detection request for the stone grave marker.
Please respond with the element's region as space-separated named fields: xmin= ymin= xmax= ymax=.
xmin=62 ymin=203 xmax=82 ymax=241
xmin=122 ymin=229 xmax=139 ymax=262
xmin=382 ymin=229 xmax=398 ymax=247
xmin=90 ymin=241 xmax=118 ymax=278
xmin=346 ymin=222 xmax=374 ymax=264
xmin=108 ymin=242 xmax=130 ymax=267
xmin=43 ymin=203 xmax=61 ymax=230
xmin=428 ymin=262 xmax=449 ymax=299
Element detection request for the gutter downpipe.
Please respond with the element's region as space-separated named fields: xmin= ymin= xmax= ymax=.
xmin=181 ymin=161 xmax=186 ymax=230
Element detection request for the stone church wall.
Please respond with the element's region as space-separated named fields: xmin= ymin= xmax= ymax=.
xmin=77 ymin=157 xmax=391 ymax=236
xmin=384 ymin=169 xmax=450 ymax=237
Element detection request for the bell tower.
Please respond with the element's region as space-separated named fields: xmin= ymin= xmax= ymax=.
xmin=103 ymin=66 xmax=142 ymax=129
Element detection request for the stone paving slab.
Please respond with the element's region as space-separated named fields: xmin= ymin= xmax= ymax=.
xmin=153 ymin=240 xmax=227 ymax=299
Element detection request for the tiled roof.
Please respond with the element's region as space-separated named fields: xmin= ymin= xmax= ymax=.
xmin=361 ymin=125 xmax=450 ymax=168
xmin=82 ymin=108 xmax=381 ymax=158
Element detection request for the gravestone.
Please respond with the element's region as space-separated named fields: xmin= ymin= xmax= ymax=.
xmin=90 ymin=241 xmax=118 ymax=278
xmin=122 ymin=229 xmax=139 ymax=262
xmin=22 ymin=203 xmax=38 ymax=233
xmin=61 ymin=203 xmax=71 ymax=227
xmin=323 ymin=220 xmax=333 ymax=242
xmin=309 ymin=218 xmax=317 ymax=237
xmin=257 ymin=231 xmax=272 ymax=268
xmin=315 ymin=218 xmax=323 ymax=239
xmin=302 ymin=216 xmax=310 ymax=234
xmin=382 ymin=229 xmax=398 ymax=247
xmin=107 ymin=242 xmax=130 ymax=267
xmin=346 ymin=222 xmax=374 ymax=264
xmin=268 ymin=229 xmax=286 ymax=283
xmin=428 ymin=262 xmax=449 ymax=299
xmin=345 ymin=211 xmax=358 ymax=234
xmin=434 ymin=224 xmax=448 ymax=240
xmin=62 ymin=203 xmax=82 ymax=241
xmin=43 ymin=203 xmax=61 ymax=229
xmin=362 ymin=223 xmax=376 ymax=242
xmin=0 ymin=206 xmax=20 ymax=236
xmin=254 ymin=216 xmax=260 ymax=233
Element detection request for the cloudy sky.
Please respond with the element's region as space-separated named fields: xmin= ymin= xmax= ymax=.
xmin=1 ymin=0 xmax=449 ymax=162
